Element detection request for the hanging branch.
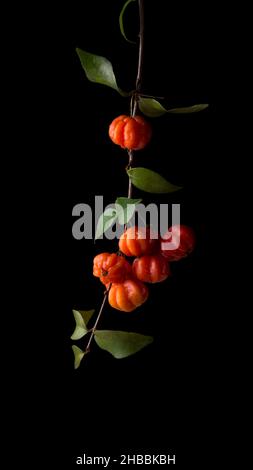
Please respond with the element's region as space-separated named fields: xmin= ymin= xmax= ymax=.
xmin=84 ymin=0 xmax=145 ymax=352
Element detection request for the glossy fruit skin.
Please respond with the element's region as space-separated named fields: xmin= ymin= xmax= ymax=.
xmin=160 ymin=225 xmax=196 ymax=261
xmin=119 ymin=226 xmax=159 ymax=257
xmin=109 ymin=115 xmax=152 ymax=150
xmin=108 ymin=279 xmax=149 ymax=312
xmin=132 ymin=254 xmax=170 ymax=283
xmin=93 ymin=253 xmax=132 ymax=286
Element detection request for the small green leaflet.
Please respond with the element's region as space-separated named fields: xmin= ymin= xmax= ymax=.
xmin=165 ymin=104 xmax=209 ymax=114
xmin=139 ymin=98 xmax=168 ymax=117
xmin=77 ymin=309 xmax=95 ymax=326
xmin=115 ymin=197 xmax=142 ymax=225
xmin=94 ymin=330 xmax=153 ymax=359
xmin=95 ymin=198 xmax=142 ymax=239
xmin=119 ymin=0 xmax=137 ymax=44
xmin=76 ymin=49 xmax=129 ymax=96
xmin=72 ymin=345 xmax=88 ymax=369
xmin=139 ymin=97 xmax=209 ymax=118
xmin=127 ymin=167 xmax=182 ymax=194
xmin=95 ymin=208 xmax=118 ymax=240
xmin=71 ymin=309 xmax=95 ymax=340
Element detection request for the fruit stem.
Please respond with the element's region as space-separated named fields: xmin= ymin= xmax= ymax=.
xmin=127 ymin=150 xmax=134 ymax=198
xmin=85 ymin=285 xmax=111 ymax=352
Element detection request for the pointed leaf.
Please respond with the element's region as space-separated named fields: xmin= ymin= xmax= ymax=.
xmin=72 ymin=345 xmax=87 ymax=369
xmin=139 ymin=98 xmax=209 ymax=118
xmin=127 ymin=167 xmax=182 ymax=194
xmin=78 ymin=309 xmax=95 ymax=326
xmin=167 ymin=104 xmax=209 ymax=114
xmin=71 ymin=310 xmax=88 ymax=340
xmin=115 ymin=197 xmax=142 ymax=225
xmin=115 ymin=197 xmax=142 ymax=207
xmin=139 ymin=98 xmax=168 ymax=117
xmin=76 ymin=49 xmax=129 ymax=96
xmin=119 ymin=0 xmax=137 ymax=44
xmin=94 ymin=330 xmax=153 ymax=359
xmin=95 ymin=208 xmax=118 ymax=240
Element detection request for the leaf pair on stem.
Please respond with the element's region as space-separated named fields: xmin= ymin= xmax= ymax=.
xmin=76 ymin=48 xmax=208 ymax=117
xmin=71 ymin=309 xmax=153 ymax=369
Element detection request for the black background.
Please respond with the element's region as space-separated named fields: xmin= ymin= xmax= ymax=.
xmin=13 ymin=0 xmax=219 ymax=467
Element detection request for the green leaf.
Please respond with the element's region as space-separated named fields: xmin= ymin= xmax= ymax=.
xmin=167 ymin=104 xmax=209 ymax=114
xmin=78 ymin=309 xmax=95 ymax=326
xmin=115 ymin=197 xmax=142 ymax=207
xmin=127 ymin=167 xmax=182 ymax=194
xmin=76 ymin=48 xmax=129 ymax=96
xmin=95 ymin=208 xmax=118 ymax=240
xmin=119 ymin=0 xmax=137 ymax=44
xmin=71 ymin=310 xmax=89 ymax=340
xmin=94 ymin=330 xmax=153 ymax=359
xmin=95 ymin=199 xmax=142 ymax=238
xmin=139 ymin=98 xmax=209 ymax=118
xmin=72 ymin=345 xmax=87 ymax=369
xmin=139 ymin=98 xmax=168 ymax=117
xmin=115 ymin=197 xmax=142 ymax=225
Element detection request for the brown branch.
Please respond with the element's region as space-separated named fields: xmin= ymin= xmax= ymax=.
xmin=127 ymin=150 xmax=134 ymax=198
xmin=133 ymin=0 xmax=145 ymax=115
xmin=128 ymin=0 xmax=145 ymax=198
xmin=85 ymin=285 xmax=111 ymax=352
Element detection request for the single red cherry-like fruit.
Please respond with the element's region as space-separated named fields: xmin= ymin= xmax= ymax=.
xmin=108 ymin=279 xmax=149 ymax=312
xmin=109 ymin=115 xmax=152 ymax=150
xmin=93 ymin=252 xmax=132 ymax=285
xmin=160 ymin=225 xmax=196 ymax=261
xmin=119 ymin=226 xmax=159 ymax=257
xmin=132 ymin=254 xmax=171 ymax=283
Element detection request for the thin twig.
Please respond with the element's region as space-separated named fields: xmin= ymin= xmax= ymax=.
xmin=133 ymin=0 xmax=145 ymax=115
xmin=140 ymin=94 xmax=165 ymax=100
xmin=85 ymin=286 xmax=111 ymax=352
xmin=128 ymin=0 xmax=145 ymax=199
xmin=127 ymin=150 xmax=134 ymax=198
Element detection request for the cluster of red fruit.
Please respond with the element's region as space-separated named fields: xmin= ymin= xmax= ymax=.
xmin=93 ymin=225 xmax=195 ymax=312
